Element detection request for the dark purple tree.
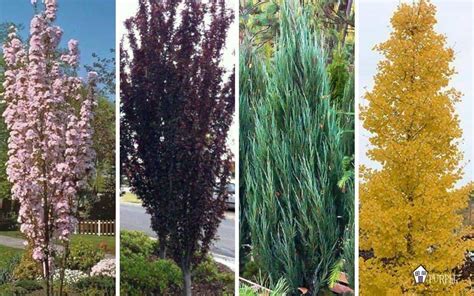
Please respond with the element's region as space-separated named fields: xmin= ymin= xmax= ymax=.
xmin=120 ymin=0 xmax=234 ymax=294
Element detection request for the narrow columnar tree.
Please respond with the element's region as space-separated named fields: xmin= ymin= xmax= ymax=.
xmin=243 ymin=0 xmax=352 ymax=294
xmin=2 ymin=1 xmax=96 ymax=294
xmin=360 ymin=1 xmax=473 ymax=294
xmin=120 ymin=0 xmax=234 ymax=294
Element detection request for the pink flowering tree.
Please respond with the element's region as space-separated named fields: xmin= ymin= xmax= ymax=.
xmin=2 ymin=0 xmax=96 ymax=294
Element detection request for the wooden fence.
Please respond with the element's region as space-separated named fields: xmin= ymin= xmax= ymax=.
xmin=74 ymin=220 xmax=115 ymax=236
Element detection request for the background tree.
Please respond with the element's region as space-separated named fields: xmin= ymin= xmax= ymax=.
xmin=120 ymin=0 xmax=234 ymax=294
xmin=2 ymin=1 xmax=96 ymax=294
xmin=84 ymin=50 xmax=115 ymax=98
xmin=239 ymin=0 xmax=354 ymax=61
xmin=241 ymin=0 xmax=352 ymax=294
xmin=360 ymin=1 xmax=473 ymax=294
xmin=80 ymin=96 xmax=115 ymax=220
xmin=82 ymin=52 xmax=116 ymax=220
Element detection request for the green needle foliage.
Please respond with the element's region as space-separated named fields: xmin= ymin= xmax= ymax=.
xmin=241 ymin=0 xmax=353 ymax=294
xmin=239 ymin=40 xmax=267 ymax=270
xmin=336 ymin=67 xmax=354 ymax=290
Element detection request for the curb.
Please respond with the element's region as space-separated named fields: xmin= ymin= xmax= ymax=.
xmin=212 ymin=252 xmax=235 ymax=271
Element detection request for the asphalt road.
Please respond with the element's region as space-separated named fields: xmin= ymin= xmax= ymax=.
xmin=120 ymin=202 xmax=235 ymax=258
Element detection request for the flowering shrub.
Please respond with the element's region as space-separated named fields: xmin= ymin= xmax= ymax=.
xmin=91 ymin=259 xmax=115 ymax=277
xmin=1 ymin=0 xmax=96 ymax=286
xmin=52 ymin=269 xmax=87 ymax=284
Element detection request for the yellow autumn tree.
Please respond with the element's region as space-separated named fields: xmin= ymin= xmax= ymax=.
xmin=359 ymin=1 xmax=473 ymax=294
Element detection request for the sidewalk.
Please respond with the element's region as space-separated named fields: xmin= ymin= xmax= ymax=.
xmin=0 ymin=235 xmax=25 ymax=249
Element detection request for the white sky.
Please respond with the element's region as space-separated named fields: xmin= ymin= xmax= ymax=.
xmin=117 ymin=0 xmax=238 ymax=156
xmin=359 ymin=0 xmax=474 ymax=186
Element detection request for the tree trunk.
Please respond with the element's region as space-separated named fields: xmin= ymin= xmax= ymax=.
xmin=59 ymin=242 xmax=70 ymax=296
xmin=43 ymin=261 xmax=50 ymax=296
xmin=159 ymin=240 xmax=167 ymax=259
xmin=182 ymin=267 xmax=192 ymax=296
xmin=340 ymin=0 xmax=353 ymax=48
xmin=43 ymin=185 xmax=52 ymax=296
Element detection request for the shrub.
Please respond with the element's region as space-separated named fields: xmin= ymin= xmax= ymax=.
xmin=67 ymin=239 xmax=105 ymax=272
xmin=0 ymin=280 xmax=43 ymax=295
xmin=193 ymin=256 xmax=219 ymax=283
xmin=0 ymin=283 xmax=27 ymax=295
xmin=0 ymin=253 xmax=20 ymax=285
xmin=14 ymin=279 xmax=42 ymax=292
xmin=0 ymin=216 xmax=17 ymax=231
xmin=121 ymin=255 xmax=182 ymax=295
xmin=241 ymin=260 xmax=260 ymax=282
xmin=91 ymin=259 xmax=115 ymax=277
xmin=52 ymin=269 xmax=87 ymax=284
xmin=120 ymin=230 xmax=156 ymax=258
xmin=13 ymin=248 xmax=42 ymax=281
xmin=73 ymin=275 xmax=115 ymax=296
xmin=193 ymin=256 xmax=234 ymax=293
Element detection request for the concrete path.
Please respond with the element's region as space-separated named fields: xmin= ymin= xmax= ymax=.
xmin=0 ymin=235 xmax=26 ymax=249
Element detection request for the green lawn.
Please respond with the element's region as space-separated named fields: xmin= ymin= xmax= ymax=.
xmin=121 ymin=192 xmax=141 ymax=204
xmin=0 ymin=231 xmax=115 ymax=255
xmin=0 ymin=245 xmax=23 ymax=269
xmin=0 ymin=230 xmax=23 ymax=239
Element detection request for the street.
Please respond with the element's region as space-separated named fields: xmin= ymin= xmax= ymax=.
xmin=120 ymin=202 xmax=235 ymax=258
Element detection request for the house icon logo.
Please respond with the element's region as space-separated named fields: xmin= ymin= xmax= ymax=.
xmin=413 ymin=265 xmax=427 ymax=284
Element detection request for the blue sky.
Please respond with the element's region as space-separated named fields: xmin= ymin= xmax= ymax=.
xmin=359 ymin=0 xmax=474 ymax=186
xmin=0 ymin=0 xmax=115 ymax=79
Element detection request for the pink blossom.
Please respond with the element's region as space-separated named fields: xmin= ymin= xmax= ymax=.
xmin=44 ymin=0 xmax=57 ymax=20
xmin=1 ymin=1 xmax=96 ymax=279
xmin=33 ymin=248 xmax=44 ymax=261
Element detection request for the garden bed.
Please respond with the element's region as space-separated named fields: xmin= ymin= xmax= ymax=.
xmin=0 ymin=235 xmax=116 ymax=295
xmin=120 ymin=230 xmax=234 ymax=295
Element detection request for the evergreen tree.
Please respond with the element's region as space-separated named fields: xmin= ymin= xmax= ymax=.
xmin=360 ymin=1 xmax=473 ymax=294
xmin=120 ymin=0 xmax=234 ymax=294
xmin=242 ymin=0 xmax=352 ymax=294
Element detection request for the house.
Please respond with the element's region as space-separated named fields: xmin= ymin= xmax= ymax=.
xmin=413 ymin=265 xmax=427 ymax=284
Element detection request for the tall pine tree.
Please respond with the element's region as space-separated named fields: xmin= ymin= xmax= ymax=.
xmin=360 ymin=1 xmax=473 ymax=294
xmin=242 ymin=0 xmax=352 ymax=294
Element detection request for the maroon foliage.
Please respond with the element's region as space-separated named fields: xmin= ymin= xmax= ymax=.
xmin=120 ymin=0 xmax=234 ymax=292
